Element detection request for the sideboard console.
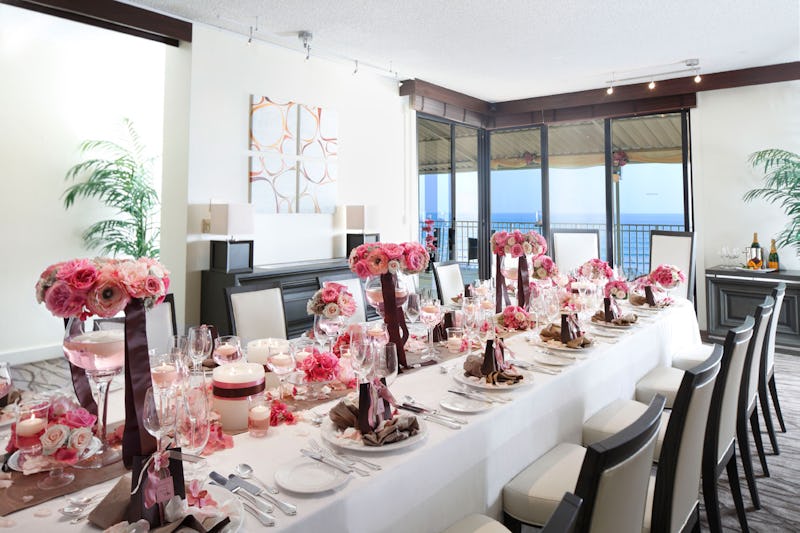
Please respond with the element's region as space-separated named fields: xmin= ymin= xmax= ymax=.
xmin=201 ymin=258 xmax=377 ymax=338
xmin=705 ymin=266 xmax=800 ymax=354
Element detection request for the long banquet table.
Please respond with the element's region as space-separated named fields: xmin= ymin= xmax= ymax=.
xmin=7 ymin=300 xmax=701 ymax=532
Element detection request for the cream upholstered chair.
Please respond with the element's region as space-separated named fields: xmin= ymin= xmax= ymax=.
xmin=318 ymin=274 xmax=367 ymax=324
xmin=736 ymin=297 xmax=774 ymax=510
xmin=224 ymin=282 xmax=287 ymax=340
xmin=702 ymin=316 xmax=755 ymax=532
xmin=501 ymin=396 xmax=665 ymax=532
xmin=649 ymin=230 xmax=695 ymax=301
xmin=551 ymin=229 xmax=600 ymax=275
xmin=759 ymin=283 xmax=787 ymax=454
xmin=442 ymin=493 xmax=582 ymax=533
xmin=146 ymin=293 xmax=178 ymax=354
xmin=433 ymin=261 xmax=465 ymax=305
xmin=583 ymin=345 xmax=722 ymax=532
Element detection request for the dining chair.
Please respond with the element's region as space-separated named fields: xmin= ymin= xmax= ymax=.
xmin=550 ymin=229 xmax=600 ymax=275
xmin=318 ymin=274 xmax=367 ymax=324
xmin=224 ymin=282 xmax=287 ymax=340
xmin=145 ymin=293 xmax=178 ymax=354
xmin=736 ymin=297 xmax=774 ymax=510
xmin=432 ymin=261 xmax=465 ymax=305
xmin=501 ymin=395 xmax=665 ymax=532
xmin=649 ymin=230 xmax=695 ymax=301
xmin=759 ymin=283 xmax=787 ymax=455
xmin=441 ymin=493 xmax=582 ymax=533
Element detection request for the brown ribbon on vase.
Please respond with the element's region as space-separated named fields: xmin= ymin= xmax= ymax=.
xmin=380 ymin=273 xmax=410 ymax=369
xmin=211 ymin=382 xmax=266 ymax=399
xmin=560 ymin=313 xmax=582 ymax=344
xmin=644 ymin=286 xmax=657 ymax=306
xmin=481 ymin=339 xmax=498 ymax=375
xmin=495 ymin=255 xmax=510 ymax=312
xmin=357 ymin=378 xmax=392 ymax=435
xmin=603 ymin=297 xmax=621 ymax=322
xmin=517 ymin=255 xmax=531 ymax=310
xmin=123 ymin=299 xmax=157 ymax=469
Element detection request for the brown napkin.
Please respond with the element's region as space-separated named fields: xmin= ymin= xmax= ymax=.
xmin=592 ymin=311 xmax=638 ymax=326
xmin=539 ymin=323 xmax=593 ymax=349
xmin=462 ymin=354 xmax=523 ymax=385
xmin=329 ymin=401 xmax=359 ymax=431
xmin=362 ymin=416 xmax=420 ymax=447
xmin=629 ymin=293 xmax=647 ymax=306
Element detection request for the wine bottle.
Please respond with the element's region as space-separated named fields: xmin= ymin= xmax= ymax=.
xmin=747 ymin=232 xmax=763 ymax=269
xmin=768 ymin=239 xmax=780 ymax=270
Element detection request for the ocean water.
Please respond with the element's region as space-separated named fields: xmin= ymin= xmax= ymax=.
xmin=490 ymin=212 xmax=684 ymax=225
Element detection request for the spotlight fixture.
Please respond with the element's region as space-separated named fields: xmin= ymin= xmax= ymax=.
xmin=648 ymin=80 xmax=656 ymax=90
xmin=694 ymin=72 xmax=702 ymax=83
xmin=299 ymin=31 xmax=313 ymax=60
xmin=606 ymin=86 xmax=614 ymax=95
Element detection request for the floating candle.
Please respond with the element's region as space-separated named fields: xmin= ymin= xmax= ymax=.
xmin=150 ymin=363 xmax=178 ymax=388
xmin=16 ymin=416 xmax=46 ymax=437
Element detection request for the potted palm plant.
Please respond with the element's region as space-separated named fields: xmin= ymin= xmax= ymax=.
xmin=63 ymin=118 xmax=160 ymax=258
xmin=744 ymin=149 xmax=800 ymax=255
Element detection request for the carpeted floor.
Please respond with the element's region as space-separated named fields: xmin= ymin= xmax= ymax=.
xmin=700 ymin=352 xmax=800 ymax=532
xmin=10 ymin=354 xmax=800 ymax=531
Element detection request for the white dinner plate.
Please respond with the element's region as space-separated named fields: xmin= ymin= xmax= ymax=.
xmin=203 ymin=484 xmax=244 ymax=533
xmin=439 ymin=395 xmax=493 ymax=414
xmin=451 ymin=368 xmax=533 ymax=391
xmin=590 ymin=319 xmax=635 ymax=329
xmin=533 ymin=354 xmax=574 ymax=367
xmin=536 ymin=340 xmax=594 ymax=354
xmin=320 ymin=418 xmax=428 ymax=453
xmin=274 ymin=456 xmax=350 ymax=494
xmin=7 ymin=437 xmax=102 ymax=472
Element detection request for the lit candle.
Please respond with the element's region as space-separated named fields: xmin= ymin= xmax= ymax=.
xmin=481 ymin=300 xmax=494 ymax=310
xmin=421 ymin=304 xmax=438 ymax=314
xmin=150 ymin=363 xmax=178 ymax=388
xmin=247 ymin=339 xmax=271 ymax=365
xmin=269 ymin=353 xmax=293 ymax=370
xmin=295 ymin=349 xmax=313 ymax=362
xmin=212 ymin=363 xmax=266 ymax=431
xmin=16 ymin=415 xmax=46 ymax=437
xmin=249 ymin=405 xmax=269 ymax=421
xmin=248 ymin=404 xmax=270 ymax=437
xmin=447 ymin=336 xmax=463 ymax=353
xmin=367 ymin=327 xmax=385 ymax=337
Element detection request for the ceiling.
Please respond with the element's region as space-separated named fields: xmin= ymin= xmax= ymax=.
xmin=123 ymin=0 xmax=799 ymax=102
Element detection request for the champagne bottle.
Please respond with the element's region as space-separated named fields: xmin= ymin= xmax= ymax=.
xmin=748 ymin=232 xmax=763 ymax=269
xmin=768 ymin=239 xmax=780 ymax=270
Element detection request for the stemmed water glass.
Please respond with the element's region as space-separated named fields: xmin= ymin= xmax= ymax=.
xmin=404 ymin=292 xmax=421 ymax=327
xmin=348 ymin=325 xmax=373 ymax=383
xmin=462 ymin=296 xmax=478 ymax=345
xmin=187 ymin=326 xmax=213 ymax=373
xmin=372 ymin=343 xmax=398 ymax=386
xmin=177 ymin=375 xmax=210 ymax=479
xmin=314 ymin=315 xmax=345 ymax=352
xmin=419 ymin=299 xmax=444 ymax=361
xmin=143 ymin=387 xmax=177 ymax=453
xmin=213 ymin=336 xmax=244 ymax=366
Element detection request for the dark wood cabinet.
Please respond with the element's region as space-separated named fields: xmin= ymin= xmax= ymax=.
xmin=201 ymin=258 xmax=377 ymax=338
xmin=706 ymin=266 xmax=800 ymax=354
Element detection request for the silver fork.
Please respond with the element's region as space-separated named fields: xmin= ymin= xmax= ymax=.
xmin=308 ymin=439 xmax=370 ymax=476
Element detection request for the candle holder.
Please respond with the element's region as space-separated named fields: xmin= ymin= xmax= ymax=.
xmin=248 ymin=397 xmax=270 ymax=438
xmin=446 ymin=327 xmax=466 ymax=354
xmin=15 ymin=399 xmax=50 ymax=467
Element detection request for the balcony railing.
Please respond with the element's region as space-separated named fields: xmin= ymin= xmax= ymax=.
xmin=420 ymin=219 xmax=684 ymax=279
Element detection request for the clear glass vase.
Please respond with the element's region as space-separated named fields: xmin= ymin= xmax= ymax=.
xmin=63 ymin=316 xmax=124 ymax=468
xmin=364 ymin=275 xmax=408 ymax=318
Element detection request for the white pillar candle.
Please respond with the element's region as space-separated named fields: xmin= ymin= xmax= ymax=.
xmin=16 ymin=416 xmax=47 ymax=437
xmin=247 ymin=339 xmax=272 ymax=365
xmin=249 ymin=405 xmax=270 ymax=421
xmin=212 ymin=362 xmax=266 ymax=432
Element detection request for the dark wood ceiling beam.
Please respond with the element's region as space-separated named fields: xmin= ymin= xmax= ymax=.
xmin=400 ymin=79 xmax=492 ymax=115
xmin=495 ymin=61 xmax=800 ymax=115
xmin=1 ymin=0 xmax=192 ymax=46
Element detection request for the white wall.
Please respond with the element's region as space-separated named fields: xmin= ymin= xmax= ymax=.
xmin=691 ymin=80 xmax=800 ymax=329
xmin=0 ymin=5 xmax=165 ymax=365
xmin=182 ymin=25 xmax=414 ymax=326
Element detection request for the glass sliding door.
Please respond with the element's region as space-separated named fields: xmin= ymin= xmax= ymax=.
xmin=418 ymin=117 xmax=452 ymax=271
xmin=453 ymin=125 xmax=479 ymax=286
xmin=548 ymin=120 xmax=608 ymax=262
xmin=610 ymin=113 xmax=687 ymax=278
xmin=489 ymin=127 xmax=543 ymax=234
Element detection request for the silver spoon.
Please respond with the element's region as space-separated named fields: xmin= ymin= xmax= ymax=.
xmin=234 ymin=463 xmax=279 ymax=495
xmin=57 ymin=505 xmax=85 ymax=518
xmin=66 ymin=494 xmax=98 ymax=507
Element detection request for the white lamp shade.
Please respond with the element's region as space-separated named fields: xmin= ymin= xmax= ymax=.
xmin=209 ymin=203 xmax=255 ymax=236
xmin=346 ymin=205 xmax=375 ymax=232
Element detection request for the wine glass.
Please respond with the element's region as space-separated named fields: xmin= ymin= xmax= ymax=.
xmin=419 ymin=299 xmax=444 ymax=360
xmin=348 ymin=325 xmax=373 ymax=382
xmin=404 ymin=292 xmax=421 ymax=326
xmin=373 ymin=343 xmax=398 ymax=385
xmin=314 ymin=315 xmax=345 ymax=352
xmin=213 ymin=336 xmax=243 ymax=366
xmin=177 ymin=377 xmax=210 ymax=479
xmin=187 ymin=326 xmax=213 ymax=373
xmin=149 ymin=352 xmax=182 ymax=392
xmin=143 ymin=387 xmax=177 ymax=453
xmin=266 ymin=343 xmax=296 ymax=399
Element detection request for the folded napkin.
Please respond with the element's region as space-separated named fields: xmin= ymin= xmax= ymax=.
xmin=362 ymin=416 xmax=420 ymax=447
xmin=539 ymin=324 xmax=592 ymax=349
xmin=630 ymin=293 xmax=670 ymax=308
xmin=329 ymin=401 xmax=359 ymax=431
xmin=462 ymin=354 xmax=523 ymax=385
xmin=591 ymin=311 xmax=638 ymax=326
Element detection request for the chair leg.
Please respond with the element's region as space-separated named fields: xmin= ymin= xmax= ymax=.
xmin=737 ymin=421 xmax=761 ymax=509
xmin=502 ymin=512 xmax=523 ymax=533
xmin=769 ymin=375 xmax=787 ymax=433
xmin=702 ymin=466 xmax=723 ymax=533
xmin=726 ymin=450 xmax=750 ymax=533
xmin=759 ymin=384 xmax=780 ymax=454
xmin=750 ymin=407 xmax=770 ymax=477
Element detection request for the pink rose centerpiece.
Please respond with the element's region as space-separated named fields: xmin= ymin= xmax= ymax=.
xmin=531 ymin=254 xmax=558 ymax=281
xmin=35 ymin=256 xmax=170 ymax=469
xmin=306 ymin=282 xmax=357 ymax=319
xmin=490 ymin=230 xmax=547 ymax=311
xmin=497 ymin=305 xmax=533 ymax=331
xmin=578 ymin=258 xmax=614 ymax=281
xmin=649 ymin=264 xmax=686 ymax=290
xmin=604 ymin=280 xmax=630 ymax=300
xmin=490 ymin=230 xmax=547 ymax=258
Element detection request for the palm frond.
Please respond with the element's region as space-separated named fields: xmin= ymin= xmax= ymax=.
xmin=746 ymin=149 xmax=800 ymax=255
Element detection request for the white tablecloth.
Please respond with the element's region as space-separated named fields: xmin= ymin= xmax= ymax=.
xmin=6 ymin=300 xmax=701 ymax=532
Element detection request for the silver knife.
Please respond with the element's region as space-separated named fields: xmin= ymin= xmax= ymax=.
xmin=240 ymin=498 xmax=276 ymax=527
xmin=300 ymin=448 xmax=353 ymax=474
xmin=337 ymin=452 xmax=382 ymax=471
xmin=446 ymin=389 xmax=495 ymax=403
xmin=397 ymin=405 xmax=462 ymax=429
xmin=402 ymin=402 xmax=468 ymax=425
xmin=209 ymin=471 xmax=274 ymax=515
xmin=227 ymin=474 xmax=297 ymax=516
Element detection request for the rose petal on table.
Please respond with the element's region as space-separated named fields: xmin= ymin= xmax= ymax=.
xmin=0 ymin=517 xmax=17 ymax=528
xmin=33 ymin=509 xmax=51 ymax=518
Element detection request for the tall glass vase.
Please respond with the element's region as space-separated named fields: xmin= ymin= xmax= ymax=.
xmin=63 ymin=316 xmax=124 ymax=468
